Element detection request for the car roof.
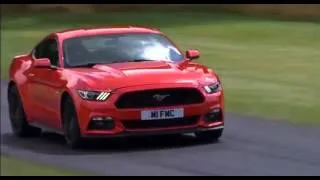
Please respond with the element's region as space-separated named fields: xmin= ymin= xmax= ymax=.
xmin=55 ymin=26 xmax=162 ymax=40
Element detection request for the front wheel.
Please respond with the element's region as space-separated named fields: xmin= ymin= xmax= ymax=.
xmin=195 ymin=129 xmax=223 ymax=142
xmin=62 ymin=97 xmax=84 ymax=149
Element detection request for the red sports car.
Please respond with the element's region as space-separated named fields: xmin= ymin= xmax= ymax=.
xmin=8 ymin=26 xmax=224 ymax=148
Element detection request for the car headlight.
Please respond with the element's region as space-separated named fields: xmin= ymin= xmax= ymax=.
xmin=77 ymin=90 xmax=111 ymax=101
xmin=204 ymin=82 xmax=222 ymax=94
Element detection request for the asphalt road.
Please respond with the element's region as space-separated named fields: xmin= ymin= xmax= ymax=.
xmin=1 ymin=80 xmax=320 ymax=176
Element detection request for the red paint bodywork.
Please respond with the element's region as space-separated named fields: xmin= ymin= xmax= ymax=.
xmin=8 ymin=26 xmax=224 ymax=137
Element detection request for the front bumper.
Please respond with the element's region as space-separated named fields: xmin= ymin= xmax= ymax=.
xmin=82 ymin=126 xmax=224 ymax=138
xmin=74 ymin=84 xmax=224 ymax=137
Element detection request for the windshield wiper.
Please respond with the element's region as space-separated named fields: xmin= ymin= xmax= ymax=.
xmin=71 ymin=63 xmax=102 ymax=68
xmin=111 ymin=59 xmax=155 ymax=63
xmin=72 ymin=59 xmax=157 ymax=67
xmin=129 ymin=59 xmax=154 ymax=62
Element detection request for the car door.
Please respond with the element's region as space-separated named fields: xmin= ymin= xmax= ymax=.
xmin=26 ymin=37 xmax=67 ymax=129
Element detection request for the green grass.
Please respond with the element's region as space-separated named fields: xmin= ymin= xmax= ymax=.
xmin=1 ymin=155 xmax=87 ymax=176
xmin=1 ymin=12 xmax=320 ymax=125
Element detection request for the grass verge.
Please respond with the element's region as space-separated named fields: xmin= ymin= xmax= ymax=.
xmin=1 ymin=155 xmax=87 ymax=176
xmin=1 ymin=12 xmax=319 ymax=124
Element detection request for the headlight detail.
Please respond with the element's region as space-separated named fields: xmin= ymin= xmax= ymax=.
xmin=204 ymin=82 xmax=222 ymax=94
xmin=77 ymin=90 xmax=111 ymax=101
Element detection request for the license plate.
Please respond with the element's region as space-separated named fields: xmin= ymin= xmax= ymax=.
xmin=141 ymin=108 xmax=184 ymax=120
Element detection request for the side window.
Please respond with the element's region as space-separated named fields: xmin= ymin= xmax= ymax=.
xmin=33 ymin=39 xmax=59 ymax=67
xmin=34 ymin=43 xmax=43 ymax=59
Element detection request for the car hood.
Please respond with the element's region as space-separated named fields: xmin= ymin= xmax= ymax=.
xmin=65 ymin=61 xmax=218 ymax=91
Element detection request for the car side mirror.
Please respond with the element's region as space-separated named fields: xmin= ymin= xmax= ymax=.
xmin=33 ymin=58 xmax=52 ymax=68
xmin=186 ymin=49 xmax=200 ymax=60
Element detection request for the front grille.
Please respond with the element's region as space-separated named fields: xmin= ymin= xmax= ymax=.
xmin=115 ymin=88 xmax=205 ymax=109
xmin=122 ymin=116 xmax=200 ymax=130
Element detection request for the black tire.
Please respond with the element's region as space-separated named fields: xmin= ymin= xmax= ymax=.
xmin=8 ymin=85 xmax=42 ymax=137
xmin=62 ymin=96 xmax=84 ymax=149
xmin=195 ymin=129 xmax=223 ymax=142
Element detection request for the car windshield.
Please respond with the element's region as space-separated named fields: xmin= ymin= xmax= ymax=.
xmin=63 ymin=33 xmax=185 ymax=67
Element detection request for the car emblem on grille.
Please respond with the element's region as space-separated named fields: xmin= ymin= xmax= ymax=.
xmin=153 ymin=94 xmax=170 ymax=101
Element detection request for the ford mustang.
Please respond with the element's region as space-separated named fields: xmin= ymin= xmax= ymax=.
xmin=8 ymin=26 xmax=224 ymax=148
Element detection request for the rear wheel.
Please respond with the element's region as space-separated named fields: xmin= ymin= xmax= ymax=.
xmin=62 ymin=97 xmax=84 ymax=149
xmin=8 ymin=85 xmax=42 ymax=137
xmin=195 ymin=129 xmax=223 ymax=142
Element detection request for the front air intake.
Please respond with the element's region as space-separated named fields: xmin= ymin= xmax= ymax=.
xmin=115 ymin=88 xmax=205 ymax=109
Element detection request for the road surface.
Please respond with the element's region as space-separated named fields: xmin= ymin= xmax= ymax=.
xmin=1 ymin=80 xmax=320 ymax=176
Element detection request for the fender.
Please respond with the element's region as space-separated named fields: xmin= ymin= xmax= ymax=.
xmin=9 ymin=55 xmax=34 ymax=122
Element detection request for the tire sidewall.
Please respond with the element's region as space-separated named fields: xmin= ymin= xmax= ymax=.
xmin=195 ymin=129 xmax=223 ymax=142
xmin=63 ymin=97 xmax=82 ymax=148
xmin=8 ymin=86 xmax=25 ymax=135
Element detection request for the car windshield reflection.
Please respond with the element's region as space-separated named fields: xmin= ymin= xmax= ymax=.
xmin=63 ymin=33 xmax=185 ymax=67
